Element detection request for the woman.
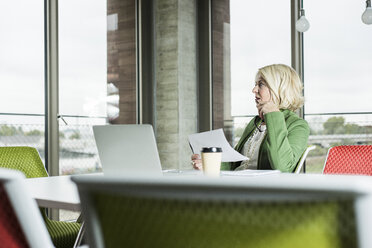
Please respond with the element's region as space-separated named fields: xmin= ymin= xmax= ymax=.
xmin=192 ymin=64 xmax=310 ymax=173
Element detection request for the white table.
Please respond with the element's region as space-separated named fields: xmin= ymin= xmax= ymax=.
xmin=25 ymin=175 xmax=81 ymax=211
xmin=24 ymin=170 xmax=281 ymax=211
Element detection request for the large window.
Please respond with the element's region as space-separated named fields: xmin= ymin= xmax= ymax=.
xmin=304 ymin=0 xmax=372 ymax=172
xmin=1 ymin=0 xmax=137 ymax=177
xmin=2 ymin=0 xmax=371 ymax=180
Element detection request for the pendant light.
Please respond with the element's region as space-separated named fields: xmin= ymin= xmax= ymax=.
xmin=362 ymin=0 xmax=372 ymax=24
xmin=296 ymin=9 xmax=310 ymax=32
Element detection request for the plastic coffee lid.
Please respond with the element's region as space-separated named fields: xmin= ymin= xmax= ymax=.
xmin=201 ymin=147 xmax=222 ymax=153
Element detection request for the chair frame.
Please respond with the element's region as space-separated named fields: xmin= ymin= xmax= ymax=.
xmin=294 ymin=145 xmax=316 ymax=174
xmin=0 ymin=168 xmax=54 ymax=248
xmin=323 ymin=146 xmax=333 ymax=174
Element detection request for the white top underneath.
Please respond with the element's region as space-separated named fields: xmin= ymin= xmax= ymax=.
xmin=235 ymin=124 xmax=267 ymax=170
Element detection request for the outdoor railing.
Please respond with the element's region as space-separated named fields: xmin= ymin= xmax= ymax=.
xmin=2 ymin=112 xmax=372 ymax=175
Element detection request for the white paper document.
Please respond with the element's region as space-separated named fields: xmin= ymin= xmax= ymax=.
xmin=188 ymin=129 xmax=248 ymax=162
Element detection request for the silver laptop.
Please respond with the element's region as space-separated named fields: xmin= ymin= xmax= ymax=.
xmin=93 ymin=124 xmax=163 ymax=177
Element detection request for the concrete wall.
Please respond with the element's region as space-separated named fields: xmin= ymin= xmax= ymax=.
xmin=155 ymin=0 xmax=197 ymax=170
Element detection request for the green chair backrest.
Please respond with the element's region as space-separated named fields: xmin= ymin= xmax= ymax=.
xmin=0 ymin=147 xmax=48 ymax=178
xmin=93 ymin=193 xmax=356 ymax=248
xmin=74 ymin=177 xmax=359 ymax=248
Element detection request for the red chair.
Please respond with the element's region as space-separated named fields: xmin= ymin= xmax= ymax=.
xmin=0 ymin=187 xmax=28 ymax=248
xmin=323 ymin=145 xmax=372 ymax=175
xmin=0 ymin=168 xmax=54 ymax=248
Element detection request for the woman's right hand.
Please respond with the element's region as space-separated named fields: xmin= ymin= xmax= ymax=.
xmin=191 ymin=154 xmax=202 ymax=170
xmin=256 ymin=100 xmax=279 ymax=120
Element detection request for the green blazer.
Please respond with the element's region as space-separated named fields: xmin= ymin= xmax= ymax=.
xmin=222 ymin=109 xmax=310 ymax=173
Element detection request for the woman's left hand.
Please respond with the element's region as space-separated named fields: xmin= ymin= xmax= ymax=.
xmin=256 ymin=101 xmax=279 ymax=120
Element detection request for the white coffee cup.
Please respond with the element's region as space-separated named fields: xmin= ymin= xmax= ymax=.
xmin=201 ymin=147 xmax=222 ymax=177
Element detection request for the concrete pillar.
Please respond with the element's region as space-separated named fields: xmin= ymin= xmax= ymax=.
xmin=155 ymin=0 xmax=197 ymax=170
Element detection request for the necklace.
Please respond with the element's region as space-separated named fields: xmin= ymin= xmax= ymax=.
xmin=254 ymin=117 xmax=265 ymax=132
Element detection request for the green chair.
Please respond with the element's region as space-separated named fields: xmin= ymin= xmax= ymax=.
xmin=73 ymin=175 xmax=366 ymax=248
xmin=0 ymin=146 xmax=81 ymax=248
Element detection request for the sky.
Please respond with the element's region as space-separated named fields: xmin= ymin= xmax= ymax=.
xmin=0 ymin=0 xmax=371 ymax=126
xmin=0 ymin=0 xmax=106 ymax=125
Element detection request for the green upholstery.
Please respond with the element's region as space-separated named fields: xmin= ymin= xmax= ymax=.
xmin=91 ymin=192 xmax=357 ymax=248
xmin=0 ymin=146 xmax=81 ymax=248
xmin=0 ymin=146 xmax=48 ymax=178
xmin=43 ymin=217 xmax=81 ymax=248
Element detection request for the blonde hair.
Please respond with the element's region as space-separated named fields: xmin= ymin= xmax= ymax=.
xmin=256 ymin=64 xmax=304 ymax=111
